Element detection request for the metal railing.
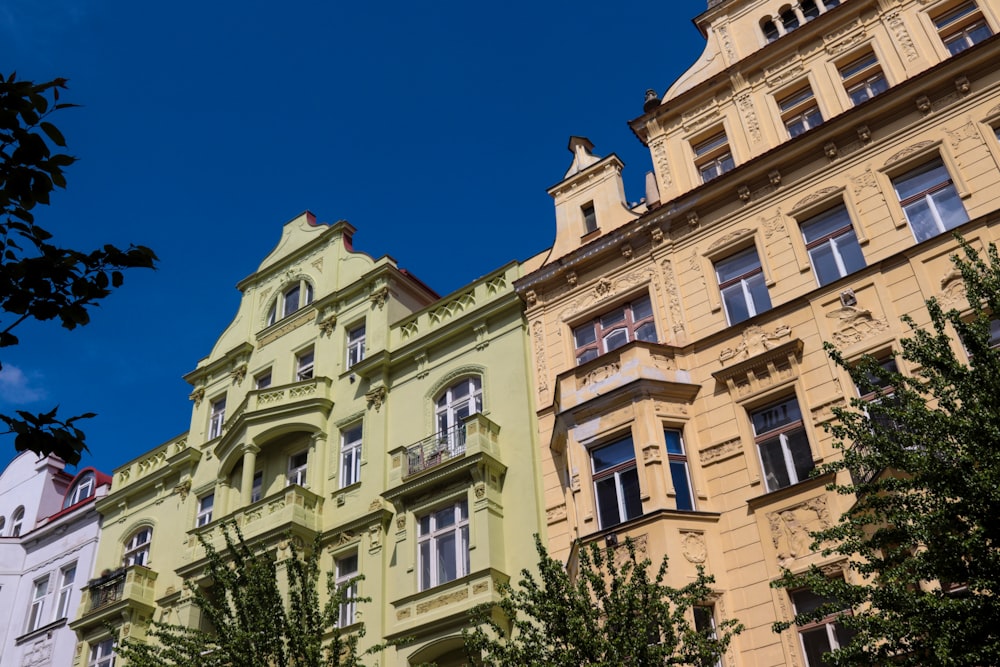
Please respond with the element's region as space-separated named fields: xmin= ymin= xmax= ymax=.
xmin=405 ymin=421 xmax=468 ymax=477
xmin=86 ymin=568 xmax=126 ymax=611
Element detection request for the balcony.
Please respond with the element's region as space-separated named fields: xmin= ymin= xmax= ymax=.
xmin=71 ymin=565 xmax=157 ymax=632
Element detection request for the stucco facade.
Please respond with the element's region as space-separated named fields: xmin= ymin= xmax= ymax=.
xmin=0 ymin=453 xmax=109 ymax=667
xmin=70 ymin=214 xmax=545 ymax=666
xmin=517 ymin=0 xmax=1000 ymax=665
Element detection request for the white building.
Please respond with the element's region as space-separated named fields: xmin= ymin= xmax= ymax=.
xmin=0 ymin=453 xmax=110 ymax=667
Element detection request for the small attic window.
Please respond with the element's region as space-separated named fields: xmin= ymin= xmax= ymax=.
xmin=267 ymin=279 xmax=314 ymax=326
xmin=582 ymin=202 xmax=598 ymax=235
xmin=63 ymin=471 xmax=96 ymax=509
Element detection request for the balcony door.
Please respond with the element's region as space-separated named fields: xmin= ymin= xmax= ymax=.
xmin=435 ymin=377 xmax=482 ymax=454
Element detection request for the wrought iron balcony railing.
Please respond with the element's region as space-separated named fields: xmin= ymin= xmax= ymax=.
xmin=405 ymin=421 xmax=468 ymax=477
xmin=86 ymin=568 xmax=126 ymax=611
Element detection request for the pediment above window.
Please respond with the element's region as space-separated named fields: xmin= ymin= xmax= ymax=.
xmin=713 ymin=324 xmax=802 ymax=401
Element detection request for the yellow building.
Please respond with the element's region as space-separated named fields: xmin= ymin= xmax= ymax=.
xmin=70 ymin=213 xmax=546 ymax=667
xmin=517 ymin=0 xmax=1000 ymax=664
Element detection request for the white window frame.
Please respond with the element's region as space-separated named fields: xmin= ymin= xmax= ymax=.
xmin=693 ymin=131 xmax=735 ymax=183
xmin=26 ymin=575 xmax=49 ymax=633
xmin=751 ymin=397 xmax=815 ymax=492
xmin=591 ymin=437 xmax=643 ymax=529
xmin=892 ymin=158 xmax=969 ymax=243
xmin=88 ymin=638 xmax=116 ymax=667
xmin=417 ymin=500 xmax=470 ymax=591
xmin=800 ymin=205 xmax=866 ymax=286
xmin=251 ymin=470 xmax=263 ymax=503
xmin=778 ymin=86 xmax=823 ymax=138
xmin=340 ymin=425 xmax=363 ymax=488
xmin=209 ymin=396 xmax=226 ymax=439
xmin=10 ymin=506 xmax=24 ymax=536
xmin=55 ymin=562 xmax=77 ymax=620
xmin=288 ymin=450 xmax=308 ymax=487
xmin=346 ymin=325 xmax=366 ymax=369
xmin=665 ymin=429 xmax=695 ymax=511
xmin=63 ymin=472 xmax=96 ymax=509
xmin=435 ymin=377 xmax=484 ymax=454
xmin=255 ymin=370 xmax=272 ymax=390
xmin=196 ymin=493 xmax=214 ymax=527
xmin=694 ymin=605 xmax=723 ymax=667
xmin=296 ymin=348 xmax=315 ymax=381
xmin=572 ymin=294 xmax=658 ymax=365
xmin=124 ymin=527 xmax=152 ymax=567
xmin=934 ymin=1 xmax=992 ymax=55
xmin=335 ymin=552 xmax=359 ymax=627
xmin=266 ymin=279 xmax=314 ymax=326
xmin=839 ymin=52 xmax=888 ymax=107
xmin=791 ymin=589 xmax=854 ymax=666
xmin=715 ymin=247 xmax=772 ymax=325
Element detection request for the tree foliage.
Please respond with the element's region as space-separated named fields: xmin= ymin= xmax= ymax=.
xmin=118 ymin=523 xmax=378 ymax=667
xmin=0 ymin=72 xmax=157 ymax=464
xmin=464 ymin=535 xmax=742 ymax=666
xmin=774 ymin=238 xmax=1000 ymax=666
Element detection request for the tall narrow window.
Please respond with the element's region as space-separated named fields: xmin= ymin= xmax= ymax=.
xmin=752 ymin=397 xmax=814 ymax=492
xmin=209 ymin=397 xmax=226 ymax=439
xmin=801 ymin=0 xmax=821 ymax=20
xmin=267 ymin=279 xmax=314 ymax=325
xmin=196 ymin=493 xmax=214 ymax=527
xmin=694 ymin=606 xmax=723 ymax=667
xmin=665 ymin=430 xmax=695 ymax=511
xmin=572 ymin=294 xmax=657 ymax=364
xmin=934 ymin=2 xmax=992 ymax=55
xmin=582 ymin=202 xmax=598 ymax=234
xmin=851 ymin=357 xmax=901 ymax=484
xmin=288 ymin=450 xmax=308 ymax=487
xmin=716 ymin=247 xmax=772 ymax=325
xmin=124 ymin=527 xmax=152 ymax=567
xmin=346 ymin=325 xmax=366 ymax=369
xmin=341 ymin=424 xmax=363 ymax=487
xmin=251 ymin=470 xmax=263 ymax=503
xmin=296 ymin=348 xmax=315 ymax=381
xmin=893 ymin=159 xmax=968 ymax=242
xmin=10 ymin=506 xmax=24 ymax=536
xmin=792 ymin=589 xmax=856 ymax=666
xmin=800 ymin=205 xmax=866 ymax=286
xmin=693 ymin=131 xmax=735 ymax=183
xmin=88 ymin=638 xmax=116 ymax=667
xmin=592 ymin=437 xmax=642 ymax=528
xmin=779 ymin=86 xmax=823 ymax=138
xmin=55 ymin=562 xmax=77 ymax=619
xmin=436 ymin=377 xmax=483 ymax=455
xmin=418 ymin=500 xmax=470 ymax=590
xmin=762 ymin=18 xmax=780 ymax=42
xmin=255 ymin=370 xmax=272 ymax=390
xmin=780 ymin=7 xmax=800 ymax=31
xmin=839 ymin=52 xmax=888 ymax=106
xmin=26 ymin=576 xmax=49 ymax=632
xmin=335 ymin=553 xmax=359 ymax=627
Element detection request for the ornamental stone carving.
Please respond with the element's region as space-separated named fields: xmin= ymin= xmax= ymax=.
xmin=826 ymin=305 xmax=889 ymax=347
xmin=719 ymin=324 xmax=792 ymax=364
xmin=680 ymin=531 xmax=707 ymax=563
xmin=366 ymin=386 xmax=387 ymax=411
xmin=318 ymin=313 xmax=337 ymax=336
xmin=699 ymin=437 xmax=742 ymax=466
xmin=768 ymin=496 xmax=832 ymax=565
xmin=938 ymin=267 xmax=968 ymax=310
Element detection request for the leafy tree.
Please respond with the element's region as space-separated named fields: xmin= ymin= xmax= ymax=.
xmin=774 ymin=239 xmax=1000 ymax=666
xmin=0 ymin=72 xmax=156 ymax=464
xmin=464 ymin=535 xmax=742 ymax=666
xmin=118 ymin=522 xmax=380 ymax=667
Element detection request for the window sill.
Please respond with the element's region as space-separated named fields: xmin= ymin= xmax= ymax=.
xmin=15 ymin=617 xmax=67 ymax=645
xmin=746 ymin=471 xmax=834 ymax=511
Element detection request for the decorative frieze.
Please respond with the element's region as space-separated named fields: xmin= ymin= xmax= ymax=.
xmin=768 ymin=496 xmax=832 ymax=565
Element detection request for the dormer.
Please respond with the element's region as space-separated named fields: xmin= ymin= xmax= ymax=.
xmin=546 ymin=137 xmax=639 ymax=263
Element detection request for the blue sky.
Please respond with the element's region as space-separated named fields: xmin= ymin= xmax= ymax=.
xmin=0 ymin=0 xmax=708 ymax=474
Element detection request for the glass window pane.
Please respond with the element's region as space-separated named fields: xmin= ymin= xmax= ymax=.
xmin=592 ymin=438 xmax=635 ymax=472
xmin=635 ymin=322 xmax=657 ymax=342
xmin=670 ymin=461 xmax=694 ymax=511
xmin=419 ymin=541 xmax=431 ymax=589
xmin=283 ymin=285 xmax=300 ymax=316
xmin=632 ymin=295 xmax=653 ymax=321
xmin=759 ymin=437 xmax=792 ymax=491
xmin=437 ymin=532 xmax=457 ymax=583
xmin=716 ymin=248 xmax=761 ymax=283
xmin=620 ymin=467 xmax=643 ymax=520
xmin=801 ymin=626 xmax=834 ymax=666
xmin=435 ymin=505 xmax=456 ymax=529
xmin=600 ymin=307 xmax=626 ymax=329
xmin=802 ymin=207 xmax=851 ymax=243
xmin=604 ymin=328 xmax=629 ymax=352
xmin=595 ymin=477 xmax=622 ymax=527
xmin=930 ymin=186 xmax=969 ymax=231
xmin=809 ymin=242 xmax=842 ymax=286
xmin=786 ymin=429 xmax=816 ymax=483
xmin=578 ymin=348 xmax=599 ymax=364
xmin=752 ymin=398 xmax=802 ymax=435
xmin=664 ymin=429 xmax=685 ymax=455
xmin=722 ymin=283 xmax=752 ymax=325
xmin=894 ymin=161 xmax=948 ymax=200
xmin=746 ymin=272 xmax=772 ymax=315
xmin=834 ymin=231 xmax=866 ymax=276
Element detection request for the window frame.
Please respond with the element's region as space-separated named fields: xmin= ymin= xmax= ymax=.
xmin=933 ymin=1 xmax=992 ymax=55
xmin=287 ymin=450 xmax=308 ymax=487
xmin=791 ymin=588 xmax=856 ymax=666
xmin=435 ymin=376 xmax=484 ymax=453
xmin=266 ymin=279 xmax=314 ymax=326
xmin=251 ymin=470 xmax=264 ymax=503
xmin=196 ymin=492 xmax=215 ymax=527
xmin=340 ymin=424 xmax=363 ymax=488
xmin=778 ymin=85 xmax=823 ymax=138
xmin=10 ymin=506 xmax=24 ymax=536
xmin=55 ymin=562 xmax=77 ymax=620
xmin=692 ymin=130 xmax=735 ymax=183
xmin=255 ymin=370 xmax=272 ymax=390
xmin=891 ymin=158 xmax=969 ymax=243
xmin=715 ymin=246 xmax=773 ymax=326
xmin=591 ymin=436 xmax=643 ymax=529
xmin=26 ymin=575 xmax=49 ymax=633
xmin=572 ymin=293 xmax=658 ymax=365
xmin=335 ymin=552 xmax=359 ymax=627
xmin=417 ymin=499 xmax=470 ymax=591
xmin=64 ymin=472 xmax=96 ymax=508
xmin=346 ymin=325 xmax=366 ymax=369
xmin=208 ymin=396 xmax=226 ymax=440
xmin=751 ymin=396 xmax=815 ymax=492
xmin=838 ymin=51 xmax=888 ymax=106
xmin=296 ymin=347 xmax=315 ymax=381
xmin=582 ymin=202 xmax=598 ymax=235
xmin=694 ymin=605 xmax=723 ymax=667
xmin=88 ymin=638 xmax=116 ymax=667
xmin=799 ymin=204 xmax=866 ymax=286
xmin=123 ymin=527 xmax=153 ymax=567
xmin=665 ymin=429 xmax=695 ymax=511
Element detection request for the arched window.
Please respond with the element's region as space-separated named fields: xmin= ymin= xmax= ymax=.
xmin=266 ymin=279 xmax=314 ymax=325
xmin=63 ymin=471 xmax=96 ymax=509
xmin=436 ymin=377 xmax=483 ymax=454
xmin=762 ymin=18 xmax=780 ymax=42
xmin=801 ymin=0 xmax=820 ymax=20
xmin=0 ymin=516 xmax=5 ymax=534
xmin=780 ymin=6 xmax=800 ymax=31
xmin=124 ymin=527 xmax=153 ymax=566
xmin=10 ymin=506 xmax=24 ymax=536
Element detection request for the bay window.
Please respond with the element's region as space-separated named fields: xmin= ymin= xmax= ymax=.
xmin=341 ymin=424 xmax=363 ymax=487
xmin=592 ymin=437 xmax=642 ymax=528
xmin=573 ymin=294 xmax=657 ymax=364
xmin=418 ymin=500 xmax=469 ymax=590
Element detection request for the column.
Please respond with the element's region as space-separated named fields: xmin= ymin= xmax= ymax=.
xmin=240 ymin=444 xmax=260 ymax=505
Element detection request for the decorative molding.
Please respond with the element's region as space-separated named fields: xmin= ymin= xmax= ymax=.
xmin=947 ymin=119 xmax=980 ymax=148
xmin=708 ymin=228 xmax=754 ymax=254
xmin=229 ymin=363 xmax=247 ymax=385
xmin=885 ymin=11 xmax=917 ymax=61
xmin=532 ymin=321 xmax=548 ymax=394
xmin=680 ymin=531 xmax=707 ymax=564
xmin=566 ymin=270 xmax=578 ymax=287
xmin=851 ymin=169 xmax=878 ymax=196
xmin=681 ymin=99 xmax=721 ymax=132
xmin=319 ymin=313 xmax=337 ymax=336
xmin=582 ymin=362 xmax=621 ymax=386
xmin=762 ymin=210 xmax=785 ymax=240
xmin=365 ymin=386 xmax=387 ymax=411
xmin=736 ymin=92 xmax=762 ymax=144
xmin=884 ymin=140 xmax=935 ymax=168
xmin=369 ymin=285 xmax=389 ymax=309
xmin=826 ymin=305 xmax=889 ymax=347
xmin=621 ymin=243 xmax=634 ymax=261
xmin=611 ymin=533 xmax=648 ymax=567
xmin=768 ymin=496 xmax=832 ymax=565
xmin=938 ymin=266 xmax=968 ymax=310
xmin=717 ymin=24 xmax=736 ymax=64
xmin=823 ymin=20 xmax=866 ymax=55
xmin=189 ymin=387 xmax=205 ymax=406
xmin=699 ymin=437 xmax=743 ymax=466
xmin=661 ymin=260 xmax=684 ymax=335
xmin=651 ymin=227 xmax=664 ymax=245
xmin=546 ymin=503 xmax=567 ymax=525
xmin=650 ymin=135 xmax=673 ymax=192
xmin=719 ymin=324 xmax=792 ymax=364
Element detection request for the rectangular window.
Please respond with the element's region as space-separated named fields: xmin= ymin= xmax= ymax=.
xmin=251 ymin=470 xmax=263 ymax=503
xmin=716 ymin=247 xmax=772 ymax=325
xmin=55 ymin=562 xmax=76 ymax=620
xmin=346 ymin=325 xmax=366 ymax=369
xmin=209 ymin=397 xmax=226 ymax=439
xmin=935 ymin=2 xmax=992 ymax=55
xmin=665 ymin=430 xmax=695 ymax=511
xmin=26 ymin=576 xmax=49 ymax=632
xmin=752 ymin=397 xmax=814 ymax=492
xmin=582 ymin=202 xmax=598 ymax=234
xmin=893 ymin=159 xmax=969 ymax=242
xmin=296 ymin=348 xmax=315 ymax=381
xmin=340 ymin=425 xmax=363 ymax=488
xmin=800 ymin=205 xmax=866 ymax=286
xmin=694 ymin=606 xmax=723 ymax=667
xmin=792 ymin=589 xmax=856 ymax=666
xmin=572 ymin=294 xmax=657 ymax=365
xmin=335 ymin=553 xmax=359 ymax=627
xmin=693 ymin=131 xmax=735 ymax=183
xmin=196 ymin=493 xmax=214 ymax=527
xmin=840 ymin=52 xmax=888 ymax=106
xmin=88 ymin=638 xmax=116 ymax=667
xmin=255 ymin=371 xmax=272 ymax=390
xmin=418 ymin=500 xmax=470 ymax=590
xmin=779 ymin=86 xmax=823 ymax=138
xmin=851 ymin=357 xmax=901 ymax=484
xmin=287 ymin=451 xmax=308 ymax=487
xmin=592 ymin=437 xmax=643 ymax=528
